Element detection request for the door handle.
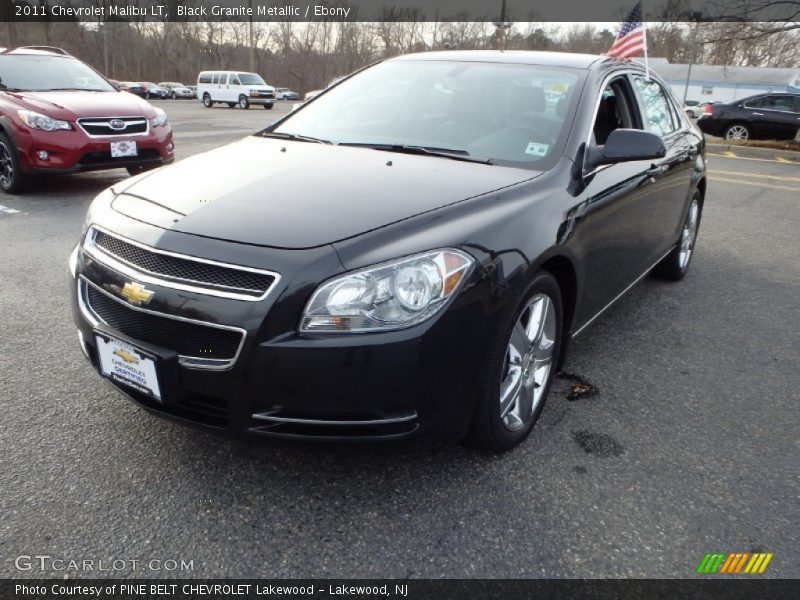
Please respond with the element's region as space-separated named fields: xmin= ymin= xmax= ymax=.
xmin=647 ymin=165 xmax=663 ymax=178
xmin=752 ymin=112 xmax=764 ymax=116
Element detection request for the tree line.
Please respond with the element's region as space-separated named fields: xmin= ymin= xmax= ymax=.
xmin=2 ymin=18 xmax=798 ymax=93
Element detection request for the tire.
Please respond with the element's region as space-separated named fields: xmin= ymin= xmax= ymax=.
xmin=0 ymin=133 xmax=26 ymax=194
xmin=227 ymin=102 xmax=236 ymax=108
xmin=238 ymin=96 xmax=250 ymax=109
xmin=202 ymin=94 xmax=213 ymax=108
xmin=171 ymin=92 xmax=177 ymax=100
xmin=652 ymin=192 xmax=702 ymax=281
xmin=470 ymin=271 xmax=563 ymax=452
xmin=264 ymin=103 xmax=273 ymax=110
xmin=723 ymin=122 xmax=751 ymax=141
xmin=126 ymin=164 xmax=159 ymax=177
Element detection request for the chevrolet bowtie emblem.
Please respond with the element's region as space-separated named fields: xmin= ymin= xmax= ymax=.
xmin=113 ymin=348 xmax=140 ymax=364
xmin=120 ymin=282 xmax=154 ymax=305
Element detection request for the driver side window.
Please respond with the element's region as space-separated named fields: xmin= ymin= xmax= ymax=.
xmin=593 ymin=78 xmax=637 ymax=145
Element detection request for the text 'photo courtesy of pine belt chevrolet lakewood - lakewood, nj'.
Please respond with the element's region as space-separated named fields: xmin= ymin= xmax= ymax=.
xmin=67 ymin=50 xmax=706 ymax=452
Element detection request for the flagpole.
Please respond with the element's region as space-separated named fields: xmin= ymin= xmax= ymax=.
xmin=642 ymin=14 xmax=649 ymax=79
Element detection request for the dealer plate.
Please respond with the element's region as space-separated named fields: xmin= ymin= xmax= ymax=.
xmin=110 ymin=140 xmax=137 ymax=158
xmin=96 ymin=333 xmax=161 ymax=401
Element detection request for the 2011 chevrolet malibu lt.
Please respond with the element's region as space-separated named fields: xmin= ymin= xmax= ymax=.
xmin=70 ymin=51 xmax=706 ymax=451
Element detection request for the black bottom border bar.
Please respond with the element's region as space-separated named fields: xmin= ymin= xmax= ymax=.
xmin=3 ymin=579 xmax=800 ymax=600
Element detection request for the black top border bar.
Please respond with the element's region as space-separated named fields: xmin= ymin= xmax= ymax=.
xmin=2 ymin=0 xmax=798 ymax=23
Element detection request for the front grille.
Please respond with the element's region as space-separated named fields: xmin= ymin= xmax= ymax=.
xmin=78 ymin=117 xmax=148 ymax=136
xmin=86 ymin=284 xmax=242 ymax=361
xmin=92 ymin=229 xmax=275 ymax=298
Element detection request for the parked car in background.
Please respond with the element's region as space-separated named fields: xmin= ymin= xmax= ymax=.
xmin=197 ymin=71 xmax=275 ymax=109
xmin=159 ymin=81 xmax=194 ymax=100
xmin=71 ymin=51 xmax=705 ymax=451
xmin=275 ymin=87 xmax=299 ymax=101
xmin=0 ymin=46 xmax=173 ymax=193
xmin=684 ymin=100 xmax=700 ymax=118
xmin=118 ymin=81 xmax=147 ymax=98
xmin=141 ymin=82 xmax=169 ymax=100
xmin=187 ymin=85 xmax=197 ymax=99
xmin=697 ymin=93 xmax=800 ymax=140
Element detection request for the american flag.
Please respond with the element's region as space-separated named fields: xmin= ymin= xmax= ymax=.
xmin=605 ymin=1 xmax=646 ymax=59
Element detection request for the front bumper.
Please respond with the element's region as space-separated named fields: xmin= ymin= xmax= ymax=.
xmin=17 ymin=125 xmax=174 ymax=174
xmin=69 ymin=219 xmax=498 ymax=445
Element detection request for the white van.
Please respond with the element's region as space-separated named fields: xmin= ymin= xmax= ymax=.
xmin=197 ymin=71 xmax=275 ymax=109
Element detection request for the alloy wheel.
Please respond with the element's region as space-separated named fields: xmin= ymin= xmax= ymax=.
xmin=499 ymin=293 xmax=556 ymax=431
xmin=679 ymin=198 xmax=700 ymax=270
xmin=725 ymin=125 xmax=749 ymax=140
xmin=0 ymin=141 xmax=14 ymax=189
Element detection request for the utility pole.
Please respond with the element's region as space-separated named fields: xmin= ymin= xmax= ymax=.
xmin=682 ymin=62 xmax=693 ymax=104
xmin=248 ymin=0 xmax=255 ymax=72
xmin=498 ymin=0 xmax=507 ymax=51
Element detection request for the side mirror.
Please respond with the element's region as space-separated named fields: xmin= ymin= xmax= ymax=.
xmin=586 ymin=129 xmax=666 ymax=170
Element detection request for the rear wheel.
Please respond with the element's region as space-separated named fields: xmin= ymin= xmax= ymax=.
xmin=202 ymin=94 xmax=213 ymax=108
xmin=724 ymin=123 xmax=750 ymax=141
xmin=171 ymin=92 xmax=177 ymax=100
xmin=0 ymin=133 xmax=26 ymax=194
xmin=238 ymin=95 xmax=250 ymax=109
xmin=470 ymin=271 xmax=562 ymax=452
xmin=653 ymin=193 xmax=702 ymax=281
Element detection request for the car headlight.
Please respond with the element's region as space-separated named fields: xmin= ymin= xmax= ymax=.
xmin=300 ymin=249 xmax=474 ymax=333
xmin=17 ymin=110 xmax=71 ymax=131
xmin=150 ymin=109 xmax=168 ymax=128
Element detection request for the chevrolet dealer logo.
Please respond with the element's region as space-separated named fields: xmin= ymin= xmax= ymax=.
xmin=120 ymin=282 xmax=154 ymax=305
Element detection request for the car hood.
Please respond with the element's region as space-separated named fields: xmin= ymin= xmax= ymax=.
xmin=111 ymin=136 xmax=539 ymax=249
xmin=7 ymin=90 xmax=155 ymax=120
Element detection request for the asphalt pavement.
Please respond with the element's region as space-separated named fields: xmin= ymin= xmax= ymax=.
xmin=0 ymin=101 xmax=798 ymax=579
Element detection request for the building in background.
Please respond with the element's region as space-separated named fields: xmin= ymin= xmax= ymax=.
xmin=646 ymin=60 xmax=800 ymax=104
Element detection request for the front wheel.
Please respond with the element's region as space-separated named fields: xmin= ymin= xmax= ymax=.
xmin=202 ymin=94 xmax=213 ymax=108
xmin=238 ymin=96 xmax=250 ymax=109
xmin=724 ymin=123 xmax=750 ymax=141
xmin=652 ymin=193 xmax=702 ymax=281
xmin=263 ymin=103 xmax=273 ymax=110
xmin=0 ymin=133 xmax=26 ymax=194
xmin=470 ymin=271 xmax=562 ymax=452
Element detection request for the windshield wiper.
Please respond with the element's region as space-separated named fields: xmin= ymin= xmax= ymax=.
xmin=261 ymin=131 xmax=333 ymax=144
xmin=338 ymin=143 xmax=493 ymax=164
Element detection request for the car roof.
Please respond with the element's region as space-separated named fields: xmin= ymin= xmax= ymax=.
xmin=0 ymin=46 xmax=71 ymax=57
xmin=389 ymin=50 xmax=614 ymax=70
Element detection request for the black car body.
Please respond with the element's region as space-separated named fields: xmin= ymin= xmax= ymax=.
xmin=697 ymin=92 xmax=800 ymax=140
xmin=70 ymin=51 xmax=706 ymax=451
xmin=118 ymin=81 xmax=148 ymax=98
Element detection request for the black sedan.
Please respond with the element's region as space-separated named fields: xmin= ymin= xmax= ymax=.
xmin=697 ymin=92 xmax=800 ymax=140
xmin=69 ymin=51 xmax=706 ymax=451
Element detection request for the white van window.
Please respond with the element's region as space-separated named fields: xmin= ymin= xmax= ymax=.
xmin=211 ymin=73 xmax=219 ymax=84
xmin=230 ymin=74 xmax=242 ymax=86
xmin=238 ymin=73 xmax=266 ymax=86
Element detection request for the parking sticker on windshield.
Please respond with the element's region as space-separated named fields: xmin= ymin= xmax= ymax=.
xmin=525 ymin=142 xmax=550 ymax=157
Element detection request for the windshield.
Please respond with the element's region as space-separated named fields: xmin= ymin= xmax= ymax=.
xmin=239 ymin=73 xmax=266 ymax=86
xmin=273 ymin=60 xmax=582 ymax=168
xmin=0 ymin=55 xmax=115 ymax=92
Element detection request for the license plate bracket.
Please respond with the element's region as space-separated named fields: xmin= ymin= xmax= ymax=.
xmin=95 ymin=332 xmax=162 ymax=401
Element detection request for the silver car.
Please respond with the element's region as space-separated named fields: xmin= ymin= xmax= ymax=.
xmin=159 ymin=82 xmax=193 ymax=100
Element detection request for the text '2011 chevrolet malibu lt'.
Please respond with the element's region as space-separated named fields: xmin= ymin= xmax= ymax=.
xmin=70 ymin=51 xmax=706 ymax=451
